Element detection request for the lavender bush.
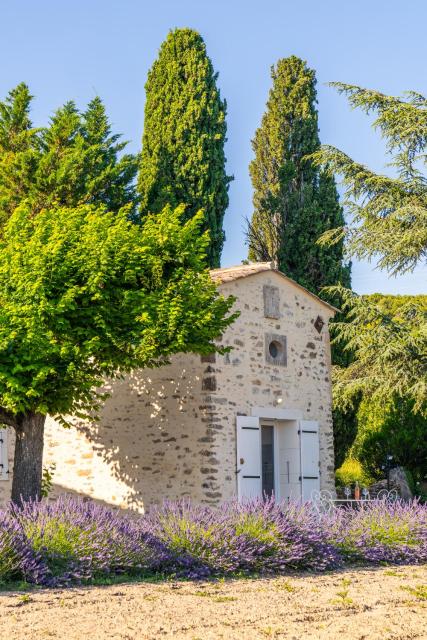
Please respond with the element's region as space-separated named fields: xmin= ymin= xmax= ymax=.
xmin=223 ymin=498 xmax=340 ymax=572
xmin=0 ymin=510 xmax=48 ymax=585
xmin=327 ymin=499 xmax=427 ymax=565
xmin=142 ymin=497 xmax=339 ymax=578
xmin=7 ymin=496 xmax=167 ymax=586
xmin=0 ymin=496 xmax=425 ymax=586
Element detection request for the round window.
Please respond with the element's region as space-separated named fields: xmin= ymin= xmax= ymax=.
xmin=269 ymin=340 xmax=281 ymax=358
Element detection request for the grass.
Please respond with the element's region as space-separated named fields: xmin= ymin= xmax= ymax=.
xmin=212 ymin=595 xmax=237 ymax=603
xmin=383 ymin=569 xmax=402 ymax=577
xmin=330 ymin=578 xmax=354 ymax=608
xmin=0 ymin=571 xmax=170 ymax=594
xmin=192 ymin=589 xmax=237 ymax=602
xmin=17 ymin=593 xmax=32 ymax=605
xmin=275 ymin=579 xmax=296 ymax=592
xmin=261 ymin=626 xmax=282 ymax=638
xmin=400 ymin=584 xmax=427 ymax=601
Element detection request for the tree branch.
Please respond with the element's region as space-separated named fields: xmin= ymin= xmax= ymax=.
xmin=0 ymin=406 xmax=17 ymax=428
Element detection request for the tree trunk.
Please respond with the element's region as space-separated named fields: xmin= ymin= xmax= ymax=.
xmin=11 ymin=412 xmax=46 ymax=504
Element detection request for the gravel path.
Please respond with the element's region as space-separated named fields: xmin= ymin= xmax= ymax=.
xmin=1 ymin=565 xmax=426 ymax=639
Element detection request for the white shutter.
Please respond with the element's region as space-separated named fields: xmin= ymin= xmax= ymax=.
xmin=278 ymin=420 xmax=301 ymax=501
xmin=0 ymin=428 xmax=8 ymax=480
xmin=300 ymin=421 xmax=320 ymax=501
xmin=236 ymin=416 xmax=261 ymax=500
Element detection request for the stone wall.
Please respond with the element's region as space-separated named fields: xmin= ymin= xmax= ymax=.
xmin=0 ymin=269 xmax=335 ymax=511
xmin=205 ymin=271 xmax=336 ymax=501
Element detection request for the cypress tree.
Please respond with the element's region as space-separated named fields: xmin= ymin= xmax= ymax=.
xmin=247 ymin=58 xmax=353 ymax=471
xmin=247 ymin=56 xmax=350 ymax=294
xmin=139 ymin=28 xmax=232 ymax=267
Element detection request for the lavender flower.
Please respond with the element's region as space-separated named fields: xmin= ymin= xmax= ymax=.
xmin=0 ymin=510 xmax=48 ymax=584
xmin=326 ymin=499 xmax=427 ymax=565
xmin=0 ymin=496 xmax=425 ymax=586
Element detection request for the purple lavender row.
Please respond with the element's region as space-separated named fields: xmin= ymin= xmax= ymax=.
xmin=0 ymin=496 xmax=425 ymax=586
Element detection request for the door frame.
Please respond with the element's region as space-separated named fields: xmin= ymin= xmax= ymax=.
xmin=259 ymin=421 xmax=281 ymax=500
xmin=236 ymin=408 xmax=320 ymax=501
xmin=253 ymin=407 xmax=303 ymax=502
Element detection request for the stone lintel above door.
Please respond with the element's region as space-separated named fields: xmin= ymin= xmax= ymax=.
xmin=250 ymin=407 xmax=303 ymax=420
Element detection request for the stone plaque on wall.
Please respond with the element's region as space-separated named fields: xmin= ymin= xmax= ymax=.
xmin=263 ymin=285 xmax=280 ymax=319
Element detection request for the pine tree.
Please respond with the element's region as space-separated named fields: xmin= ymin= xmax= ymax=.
xmin=138 ymin=28 xmax=232 ymax=267
xmin=0 ymin=85 xmax=139 ymax=227
xmin=247 ymin=56 xmax=350 ymax=295
xmin=313 ymin=85 xmax=427 ymax=414
xmin=0 ymin=83 xmax=40 ymax=227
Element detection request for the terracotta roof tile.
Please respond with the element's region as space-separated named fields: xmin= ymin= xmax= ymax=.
xmin=210 ymin=262 xmax=274 ymax=283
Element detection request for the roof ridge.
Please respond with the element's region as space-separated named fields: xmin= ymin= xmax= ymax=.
xmin=210 ymin=262 xmax=338 ymax=314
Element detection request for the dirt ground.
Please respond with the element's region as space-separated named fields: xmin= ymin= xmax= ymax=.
xmin=0 ymin=565 xmax=426 ymax=640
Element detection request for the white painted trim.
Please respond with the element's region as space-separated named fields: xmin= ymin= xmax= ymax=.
xmin=251 ymin=407 xmax=303 ymax=420
xmin=273 ymin=423 xmax=281 ymax=501
xmin=259 ymin=420 xmax=281 ymax=501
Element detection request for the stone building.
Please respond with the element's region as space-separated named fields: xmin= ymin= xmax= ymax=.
xmin=0 ymin=262 xmax=337 ymax=512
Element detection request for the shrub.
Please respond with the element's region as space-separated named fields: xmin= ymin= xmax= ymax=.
xmin=335 ymin=458 xmax=371 ymax=487
xmin=143 ymin=501 xmax=238 ymax=578
xmin=228 ymin=499 xmax=340 ymax=572
xmin=352 ymin=396 xmax=427 ymax=483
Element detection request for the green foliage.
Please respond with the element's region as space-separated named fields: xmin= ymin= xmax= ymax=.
xmin=401 ymin=584 xmax=427 ymax=601
xmin=313 ymin=84 xmax=427 ymax=275
xmin=159 ymin=517 xmax=214 ymax=558
xmin=329 ymin=288 xmax=427 ymax=416
xmin=234 ymin=514 xmax=280 ymax=548
xmin=352 ymin=395 xmax=427 ymax=483
xmin=0 ymin=203 xmax=236 ymax=422
xmin=247 ymin=56 xmax=350 ymax=296
xmin=330 ymin=578 xmax=354 ymax=608
xmin=41 ymin=463 xmax=56 ymax=498
xmin=339 ymin=508 xmax=420 ymax=552
xmin=24 ymin=518 xmax=90 ymax=577
xmin=0 ymin=84 xmax=139 ymax=227
xmin=332 ymin=404 xmax=359 ymax=470
xmin=313 ymin=85 xmax=427 ymax=460
xmin=139 ymin=28 xmax=232 ymax=267
xmin=335 ymin=458 xmax=371 ymax=487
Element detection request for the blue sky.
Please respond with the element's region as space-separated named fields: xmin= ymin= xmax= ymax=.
xmin=2 ymin=0 xmax=426 ymax=295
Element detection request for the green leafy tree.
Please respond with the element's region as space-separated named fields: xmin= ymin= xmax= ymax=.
xmin=334 ymin=293 xmax=427 ymax=476
xmin=247 ymin=56 xmax=350 ymax=295
xmin=332 ymin=399 xmax=359 ymax=470
xmin=329 ymin=288 xmax=427 ymax=415
xmin=138 ymin=28 xmax=232 ymax=267
xmin=0 ymin=204 xmax=235 ymax=503
xmin=314 ymin=84 xmax=427 ymax=414
xmin=353 ymin=395 xmax=426 ymax=483
xmin=0 ymin=84 xmax=139 ymax=225
xmin=0 ymin=85 xmax=235 ymax=502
